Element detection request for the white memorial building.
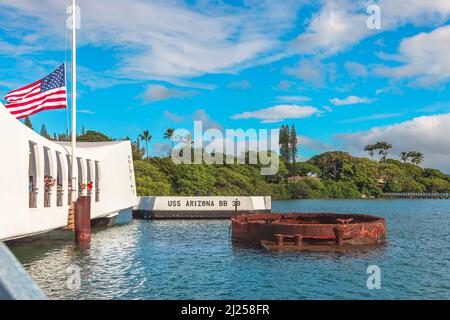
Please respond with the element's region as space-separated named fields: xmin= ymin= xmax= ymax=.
xmin=0 ymin=102 xmax=138 ymax=241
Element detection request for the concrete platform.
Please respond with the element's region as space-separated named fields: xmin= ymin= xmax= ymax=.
xmin=132 ymin=196 xmax=271 ymax=219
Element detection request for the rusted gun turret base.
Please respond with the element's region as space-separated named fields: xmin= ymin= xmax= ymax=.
xmin=232 ymin=213 xmax=386 ymax=251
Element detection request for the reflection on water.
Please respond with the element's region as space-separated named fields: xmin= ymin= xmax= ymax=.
xmin=7 ymin=200 xmax=450 ymax=300
xmin=232 ymin=240 xmax=388 ymax=260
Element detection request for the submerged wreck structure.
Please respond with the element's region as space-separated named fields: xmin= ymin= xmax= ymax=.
xmin=231 ymin=213 xmax=387 ymax=252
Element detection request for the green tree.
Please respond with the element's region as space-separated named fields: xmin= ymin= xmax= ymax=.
xmin=287 ymin=177 xmax=326 ymax=199
xmin=309 ymin=151 xmax=349 ymax=180
xmin=364 ymin=144 xmax=376 ymax=159
xmin=289 ymin=125 xmax=298 ymax=164
xmin=279 ymin=125 xmax=290 ymax=162
xmin=23 ymin=117 xmax=33 ymax=130
xmin=78 ymin=130 xmax=112 ymax=142
xmin=375 ymin=141 xmax=392 ymax=163
xmin=164 ymin=128 xmax=176 ymax=149
xmin=399 ymin=152 xmax=410 ymax=163
xmin=57 ymin=133 xmax=69 ymax=141
xmin=410 ymin=151 xmax=424 ymax=166
xmin=126 ymin=137 xmax=145 ymax=161
xmin=139 ymin=130 xmax=152 ymax=159
xmin=39 ymin=124 xmax=52 ymax=139
xmin=291 ymin=162 xmax=321 ymax=177
xmin=323 ymin=181 xmax=361 ymax=198
xmin=134 ymin=160 xmax=173 ymax=196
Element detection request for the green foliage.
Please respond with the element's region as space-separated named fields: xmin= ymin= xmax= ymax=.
xmin=309 ymin=151 xmax=352 ymax=180
xmin=399 ymin=151 xmax=425 ymax=166
xmin=287 ymin=178 xmax=326 ymax=199
xmin=289 ymin=162 xmax=322 ymax=177
xmin=279 ymin=125 xmax=290 ymax=162
xmin=23 ymin=117 xmax=33 ymax=130
xmin=134 ymin=161 xmax=173 ymax=196
xmin=129 ymin=138 xmax=145 ymax=161
xmin=374 ymin=141 xmax=392 ymax=163
xmin=139 ymin=130 xmax=152 ymax=159
xmin=289 ymin=125 xmax=298 ymax=163
xmin=323 ymin=181 xmax=361 ymax=199
xmin=39 ymin=124 xmax=52 ymax=140
xmin=131 ymin=144 xmax=449 ymax=198
xmin=364 ymin=144 xmax=376 ymax=159
xmin=279 ymin=124 xmax=299 ymax=163
xmin=78 ymin=130 xmax=112 ymax=142
xmin=417 ymin=177 xmax=450 ymax=193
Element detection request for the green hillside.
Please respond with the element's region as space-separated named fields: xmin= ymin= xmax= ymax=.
xmin=27 ymin=119 xmax=450 ymax=199
xmin=134 ymin=151 xmax=450 ymax=199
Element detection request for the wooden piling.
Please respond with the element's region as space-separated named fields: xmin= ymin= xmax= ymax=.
xmin=333 ymin=227 xmax=344 ymax=246
xmin=75 ymin=196 xmax=91 ymax=242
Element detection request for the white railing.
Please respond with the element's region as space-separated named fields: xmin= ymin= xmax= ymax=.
xmin=0 ymin=242 xmax=46 ymax=300
xmin=383 ymin=193 xmax=450 ymax=199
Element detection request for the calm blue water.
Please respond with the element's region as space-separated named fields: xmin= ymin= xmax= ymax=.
xmin=8 ymin=199 xmax=450 ymax=300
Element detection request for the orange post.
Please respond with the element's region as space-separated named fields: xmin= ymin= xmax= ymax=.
xmin=75 ymin=196 xmax=91 ymax=242
xmin=333 ymin=226 xmax=344 ymax=246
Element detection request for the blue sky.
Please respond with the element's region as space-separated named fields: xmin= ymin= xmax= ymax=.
xmin=1 ymin=0 xmax=450 ymax=171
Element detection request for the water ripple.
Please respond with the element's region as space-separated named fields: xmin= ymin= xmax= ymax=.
xmin=8 ymin=199 xmax=450 ymax=300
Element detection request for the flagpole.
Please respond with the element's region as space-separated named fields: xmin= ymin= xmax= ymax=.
xmin=71 ymin=0 xmax=77 ymax=203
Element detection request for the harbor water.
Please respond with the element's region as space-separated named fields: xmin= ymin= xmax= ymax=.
xmin=8 ymin=199 xmax=450 ymax=300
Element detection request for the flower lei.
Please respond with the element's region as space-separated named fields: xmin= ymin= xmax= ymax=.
xmin=44 ymin=176 xmax=56 ymax=192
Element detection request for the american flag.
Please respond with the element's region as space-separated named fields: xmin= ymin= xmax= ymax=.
xmin=4 ymin=64 xmax=67 ymax=119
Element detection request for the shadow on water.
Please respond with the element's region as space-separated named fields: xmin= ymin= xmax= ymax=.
xmin=7 ymin=210 xmax=135 ymax=264
xmin=231 ymin=240 xmax=388 ymax=261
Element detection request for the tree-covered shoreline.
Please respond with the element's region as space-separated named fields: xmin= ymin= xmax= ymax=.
xmin=134 ymin=151 xmax=450 ymax=199
xmin=24 ymin=118 xmax=450 ymax=199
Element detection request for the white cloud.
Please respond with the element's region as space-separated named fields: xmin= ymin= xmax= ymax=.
xmin=289 ymin=0 xmax=450 ymax=57
xmin=78 ymin=109 xmax=95 ymax=115
xmin=163 ymin=111 xmax=184 ymax=123
xmin=164 ymin=109 xmax=222 ymax=131
xmin=330 ymin=95 xmax=373 ymax=106
xmin=191 ymin=109 xmax=222 ymax=131
xmin=375 ymin=25 xmax=450 ymax=87
xmin=2 ymin=0 xmax=450 ymax=87
xmin=344 ymin=61 xmax=368 ymax=78
xmin=375 ymin=85 xmax=403 ymax=96
xmin=289 ymin=0 xmax=370 ymax=56
xmin=227 ymin=80 xmax=252 ymax=90
xmin=337 ymin=113 xmax=450 ymax=172
xmin=275 ymin=96 xmax=311 ymax=103
xmin=339 ymin=113 xmax=403 ymax=124
xmin=143 ymin=84 xmax=198 ymax=102
xmin=0 ymin=0 xmax=303 ymax=83
xmin=380 ymin=0 xmax=450 ymax=27
xmin=231 ymin=104 xmax=321 ymax=123
xmin=300 ymin=136 xmax=333 ymax=152
xmin=285 ymin=59 xmax=331 ymax=87
xmin=277 ymin=80 xmax=297 ymax=91
xmin=0 ymin=39 xmax=35 ymax=56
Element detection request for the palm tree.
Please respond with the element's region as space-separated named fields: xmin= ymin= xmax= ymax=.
xmin=364 ymin=144 xmax=376 ymax=159
xmin=139 ymin=130 xmax=152 ymax=159
xmin=375 ymin=141 xmax=392 ymax=163
xmin=410 ymin=151 xmax=424 ymax=166
xmin=164 ymin=128 xmax=175 ymax=149
xmin=400 ymin=152 xmax=410 ymax=163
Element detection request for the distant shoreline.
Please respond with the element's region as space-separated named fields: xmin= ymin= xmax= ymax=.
xmin=134 ymin=151 xmax=450 ymax=200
